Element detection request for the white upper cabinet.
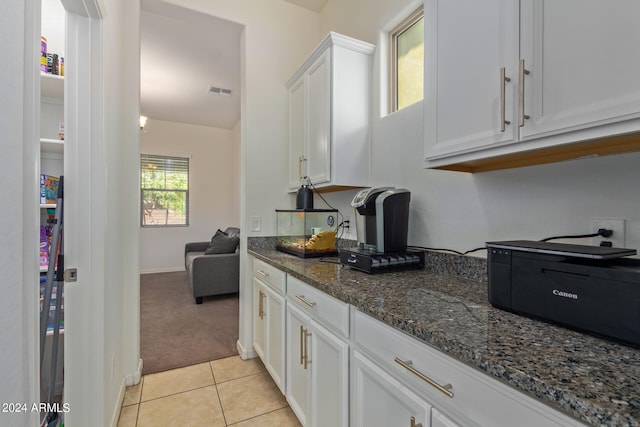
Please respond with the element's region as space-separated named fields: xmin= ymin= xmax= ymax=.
xmin=519 ymin=0 xmax=640 ymax=139
xmin=424 ymin=0 xmax=640 ymax=171
xmin=287 ymin=32 xmax=375 ymax=191
xmin=424 ymin=0 xmax=519 ymax=161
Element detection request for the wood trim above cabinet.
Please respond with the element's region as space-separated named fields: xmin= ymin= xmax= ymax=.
xmin=433 ymin=131 xmax=640 ymax=173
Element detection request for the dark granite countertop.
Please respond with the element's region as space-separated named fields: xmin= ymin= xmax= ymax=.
xmin=248 ymin=244 xmax=640 ymax=427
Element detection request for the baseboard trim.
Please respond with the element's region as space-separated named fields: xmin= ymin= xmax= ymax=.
xmin=140 ymin=267 xmax=184 ymax=274
xmin=236 ymin=340 xmax=257 ymax=360
xmin=110 ymin=377 xmax=127 ymax=427
xmin=125 ymin=358 xmax=143 ymax=386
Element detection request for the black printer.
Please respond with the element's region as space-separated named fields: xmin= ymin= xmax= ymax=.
xmin=487 ymin=240 xmax=640 ymax=347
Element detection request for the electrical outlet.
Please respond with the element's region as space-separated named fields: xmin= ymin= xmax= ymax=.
xmin=343 ymin=216 xmax=351 ymax=229
xmin=250 ymin=216 xmax=261 ymax=232
xmin=591 ymin=219 xmax=626 ymax=248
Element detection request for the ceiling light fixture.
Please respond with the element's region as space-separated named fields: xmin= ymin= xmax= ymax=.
xmin=140 ymin=115 xmax=148 ymax=129
xmin=208 ymin=86 xmax=233 ymax=97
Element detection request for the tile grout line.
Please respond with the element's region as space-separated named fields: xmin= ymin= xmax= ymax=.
xmin=210 ymin=360 xmax=229 ymax=426
xmin=134 ymin=377 xmax=143 ymax=427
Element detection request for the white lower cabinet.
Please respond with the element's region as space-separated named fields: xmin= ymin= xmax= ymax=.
xmin=431 ymin=408 xmax=462 ymax=427
xmin=285 ymin=278 xmax=349 ymax=427
xmin=252 ymin=259 xmax=286 ymax=393
xmin=351 ymin=349 xmax=432 ymax=427
xmin=352 ymin=309 xmax=586 ymax=427
xmin=251 ymin=259 xmax=588 ymax=427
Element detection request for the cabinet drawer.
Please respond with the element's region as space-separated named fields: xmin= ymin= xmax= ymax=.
xmin=352 ymin=309 xmax=585 ymax=427
xmin=253 ymin=258 xmax=286 ymax=294
xmin=287 ymin=276 xmax=349 ymax=338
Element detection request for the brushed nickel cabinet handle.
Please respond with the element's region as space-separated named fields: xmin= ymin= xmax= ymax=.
xmin=303 ymin=328 xmax=312 ymax=370
xmin=394 ymin=358 xmax=454 ymax=398
xmin=410 ymin=416 xmax=423 ymax=427
xmin=258 ymin=290 xmax=265 ymax=320
xmin=299 ymin=325 xmax=304 ymax=366
xmin=500 ymin=67 xmax=511 ymax=132
xmin=519 ymin=59 xmax=530 ymax=127
xmin=257 ymin=269 xmax=269 ymax=278
xmin=295 ymin=294 xmax=317 ymax=309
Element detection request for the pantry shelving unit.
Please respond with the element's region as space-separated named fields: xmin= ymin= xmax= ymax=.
xmin=39 ymin=0 xmax=66 ymax=404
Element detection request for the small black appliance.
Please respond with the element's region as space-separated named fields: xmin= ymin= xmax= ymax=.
xmin=340 ymin=187 xmax=424 ymax=273
xmin=487 ymin=240 xmax=640 ymax=347
xmin=295 ymin=184 xmax=313 ymax=210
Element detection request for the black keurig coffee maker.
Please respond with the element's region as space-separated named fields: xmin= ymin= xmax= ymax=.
xmin=339 ymin=187 xmax=424 ymax=273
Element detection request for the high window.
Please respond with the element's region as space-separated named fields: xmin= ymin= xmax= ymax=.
xmin=140 ymin=154 xmax=189 ymax=227
xmin=390 ymin=6 xmax=424 ymax=112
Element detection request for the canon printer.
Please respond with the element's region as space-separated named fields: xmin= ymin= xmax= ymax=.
xmin=487 ymin=240 xmax=640 ymax=347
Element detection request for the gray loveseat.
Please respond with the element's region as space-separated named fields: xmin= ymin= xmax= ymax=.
xmin=184 ymin=227 xmax=240 ymax=304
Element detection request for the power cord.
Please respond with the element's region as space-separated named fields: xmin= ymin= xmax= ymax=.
xmin=539 ymin=228 xmax=612 ymax=242
xmin=302 ymin=180 xmax=616 ymax=256
xmin=408 ymin=228 xmax=614 ymax=257
xmin=306 ymin=179 xmax=350 ymax=250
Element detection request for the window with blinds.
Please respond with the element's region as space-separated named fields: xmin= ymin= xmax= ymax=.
xmin=140 ymin=154 xmax=189 ymax=227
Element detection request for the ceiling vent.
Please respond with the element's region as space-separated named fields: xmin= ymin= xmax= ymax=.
xmin=208 ymin=86 xmax=233 ymax=97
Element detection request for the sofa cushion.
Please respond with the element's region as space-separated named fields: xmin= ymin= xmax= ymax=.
xmin=205 ymin=229 xmax=239 ymax=254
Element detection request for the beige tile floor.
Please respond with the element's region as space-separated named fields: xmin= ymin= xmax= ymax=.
xmin=117 ymin=356 xmax=301 ymax=427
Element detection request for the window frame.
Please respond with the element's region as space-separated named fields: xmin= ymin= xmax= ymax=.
xmin=140 ymin=153 xmax=190 ymax=228
xmin=389 ymin=5 xmax=425 ymax=113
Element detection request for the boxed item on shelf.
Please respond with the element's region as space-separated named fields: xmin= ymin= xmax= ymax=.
xmin=40 ymin=174 xmax=60 ymax=204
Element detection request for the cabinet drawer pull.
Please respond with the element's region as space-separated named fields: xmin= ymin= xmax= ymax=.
xmin=410 ymin=416 xmax=423 ymax=427
xmin=394 ymin=358 xmax=454 ymax=398
xmin=518 ymin=59 xmax=530 ymax=127
xmin=295 ymin=294 xmax=317 ymax=308
xmin=500 ymin=67 xmax=511 ymax=132
xmin=299 ymin=325 xmax=305 ymax=365
xmin=258 ymin=290 xmax=265 ymax=319
xmin=257 ymin=269 xmax=270 ymax=278
xmin=303 ymin=328 xmax=312 ymax=370
xmin=299 ymin=325 xmax=312 ymax=369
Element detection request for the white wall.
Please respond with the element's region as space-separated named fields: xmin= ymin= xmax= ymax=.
xmin=1 ymin=0 xmax=40 ymax=425
xmin=61 ymin=0 xmax=141 ymax=425
xmin=319 ymin=0 xmax=640 ymax=255
xmin=140 ymin=119 xmax=239 ymax=272
xmin=159 ymin=0 xmax=322 ymax=356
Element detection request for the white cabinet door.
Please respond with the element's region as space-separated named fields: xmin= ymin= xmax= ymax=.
xmin=310 ymin=319 xmax=349 ymax=427
xmin=288 ymin=76 xmax=306 ymax=191
xmin=253 ymin=275 xmax=286 ymax=393
xmin=519 ymin=0 xmax=640 ymax=140
xmin=286 ymin=303 xmax=311 ymax=425
xmin=286 ymin=33 xmax=373 ymax=191
xmin=425 ymin=0 xmax=640 ymax=169
xmin=305 ymin=49 xmax=332 ymax=186
xmin=286 ymin=301 xmax=349 ymax=427
xmin=351 ymin=350 xmax=432 ymax=427
xmin=424 ymin=0 xmax=519 ymax=160
xmin=252 ymin=278 xmax=266 ymax=361
xmin=264 ymin=285 xmax=285 ymax=393
xmin=431 ymin=408 xmax=461 ymax=427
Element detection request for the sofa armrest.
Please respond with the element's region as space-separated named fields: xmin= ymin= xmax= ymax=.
xmin=185 ymin=241 xmax=210 ymax=255
xmin=189 ymin=252 xmax=240 ymax=298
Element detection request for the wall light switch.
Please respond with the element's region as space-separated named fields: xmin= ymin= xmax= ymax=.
xmin=251 ymin=216 xmax=261 ymax=232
